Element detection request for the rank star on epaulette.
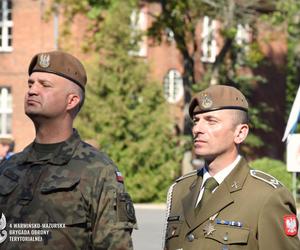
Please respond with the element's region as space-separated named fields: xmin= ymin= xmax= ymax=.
xmin=115 ymin=171 xmax=124 ymax=183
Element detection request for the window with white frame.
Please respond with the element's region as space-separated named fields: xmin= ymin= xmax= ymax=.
xmin=130 ymin=6 xmax=147 ymax=57
xmin=201 ymin=16 xmax=217 ymax=63
xmin=235 ymin=24 xmax=251 ymax=63
xmin=236 ymin=24 xmax=251 ymax=46
xmin=0 ymin=0 xmax=13 ymax=52
xmin=0 ymin=87 xmax=12 ymax=136
xmin=163 ymin=69 xmax=184 ymax=104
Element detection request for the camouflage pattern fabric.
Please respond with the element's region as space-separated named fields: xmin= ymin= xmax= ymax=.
xmin=0 ymin=130 xmax=137 ymax=249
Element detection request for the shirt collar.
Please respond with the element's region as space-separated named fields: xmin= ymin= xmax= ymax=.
xmin=202 ymin=155 xmax=241 ymax=187
xmin=18 ymin=129 xmax=81 ymax=165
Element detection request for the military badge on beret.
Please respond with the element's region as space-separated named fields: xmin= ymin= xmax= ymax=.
xmin=38 ymin=54 xmax=50 ymax=68
xmin=201 ymin=94 xmax=213 ymax=109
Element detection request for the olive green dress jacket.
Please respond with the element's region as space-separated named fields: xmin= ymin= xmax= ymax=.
xmin=164 ymin=157 xmax=300 ymax=250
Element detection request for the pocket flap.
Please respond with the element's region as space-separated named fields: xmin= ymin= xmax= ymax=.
xmin=0 ymin=169 xmax=19 ymax=195
xmin=40 ymin=176 xmax=80 ymax=193
xmin=207 ymin=224 xmax=249 ymax=244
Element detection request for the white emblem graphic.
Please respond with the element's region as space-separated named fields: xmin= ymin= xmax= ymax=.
xmin=0 ymin=213 xmax=7 ymax=243
xmin=38 ymin=54 xmax=50 ymax=68
xmin=286 ymin=217 xmax=297 ymax=234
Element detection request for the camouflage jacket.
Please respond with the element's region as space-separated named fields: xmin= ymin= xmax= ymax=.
xmin=0 ymin=130 xmax=137 ymax=250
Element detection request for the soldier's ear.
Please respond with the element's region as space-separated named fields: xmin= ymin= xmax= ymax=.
xmin=66 ymin=93 xmax=80 ymax=111
xmin=234 ymin=123 xmax=249 ymax=144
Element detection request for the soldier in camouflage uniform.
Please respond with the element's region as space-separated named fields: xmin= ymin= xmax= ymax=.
xmin=0 ymin=51 xmax=137 ymax=249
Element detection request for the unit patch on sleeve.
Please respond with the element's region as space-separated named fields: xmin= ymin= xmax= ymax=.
xmin=284 ymin=215 xmax=298 ymax=236
xmin=115 ymin=171 xmax=124 ymax=183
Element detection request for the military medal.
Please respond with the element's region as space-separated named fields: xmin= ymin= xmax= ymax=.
xmin=216 ymin=219 xmax=243 ymax=227
xmin=203 ymin=213 xmax=218 ymax=237
xmin=203 ymin=222 xmax=216 ymax=236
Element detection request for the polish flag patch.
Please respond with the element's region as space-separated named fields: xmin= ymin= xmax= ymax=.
xmin=115 ymin=171 xmax=124 ymax=183
xmin=284 ymin=215 xmax=298 ymax=236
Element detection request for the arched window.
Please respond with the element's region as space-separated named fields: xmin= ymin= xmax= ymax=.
xmin=163 ymin=69 xmax=184 ymax=103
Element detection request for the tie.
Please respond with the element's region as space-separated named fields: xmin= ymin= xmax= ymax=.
xmin=196 ymin=177 xmax=219 ymax=212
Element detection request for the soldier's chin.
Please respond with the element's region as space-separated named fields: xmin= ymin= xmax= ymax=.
xmin=25 ymin=111 xmax=43 ymax=120
xmin=194 ymin=150 xmax=215 ymax=160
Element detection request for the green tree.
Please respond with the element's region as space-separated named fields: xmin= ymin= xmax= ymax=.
xmin=148 ymin=0 xmax=275 ymax=156
xmin=148 ymin=0 xmax=270 ymax=86
xmin=53 ymin=0 xmax=185 ymax=202
xmin=269 ymin=0 xmax=300 ymax=123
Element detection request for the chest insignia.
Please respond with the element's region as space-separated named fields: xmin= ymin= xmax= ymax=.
xmin=216 ymin=219 xmax=243 ymax=227
xmin=203 ymin=222 xmax=216 ymax=237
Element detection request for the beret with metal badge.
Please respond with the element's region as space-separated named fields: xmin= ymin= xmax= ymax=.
xmin=189 ymin=85 xmax=248 ymax=118
xmin=28 ymin=51 xmax=87 ymax=91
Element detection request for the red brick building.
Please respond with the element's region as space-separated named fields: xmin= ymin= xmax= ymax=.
xmin=0 ymin=0 xmax=58 ymax=151
xmin=0 ymin=0 xmax=287 ymax=160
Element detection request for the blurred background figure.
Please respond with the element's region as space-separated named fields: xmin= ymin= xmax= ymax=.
xmin=0 ymin=136 xmax=14 ymax=163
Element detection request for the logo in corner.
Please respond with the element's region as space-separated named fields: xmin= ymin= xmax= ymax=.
xmin=38 ymin=54 xmax=50 ymax=68
xmin=0 ymin=213 xmax=7 ymax=244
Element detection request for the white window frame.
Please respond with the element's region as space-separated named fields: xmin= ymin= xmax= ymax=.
xmin=163 ymin=69 xmax=184 ymax=104
xmin=130 ymin=6 xmax=148 ymax=57
xmin=0 ymin=87 xmax=12 ymax=136
xmin=201 ymin=16 xmax=217 ymax=63
xmin=0 ymin=0 xmax=13 ymax=52
xmin=236 ymin=24 xmax=251 ymax=46
xmin=235 ymin=24 xmax=251 ymax=64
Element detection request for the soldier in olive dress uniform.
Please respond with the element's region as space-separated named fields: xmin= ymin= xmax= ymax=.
xmin=0 ymin=51 xmax=136 ymax=249
xmin=164 ymin=85 xmax=300 ymax=250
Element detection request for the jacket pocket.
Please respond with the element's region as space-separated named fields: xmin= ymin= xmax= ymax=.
xmin=0 ymin=169 xmax=19 ymax=195
xmin=206 ymin=224 xmax=250 ymax=245
xmin=40 ymin=176 xmax=87 ymax=227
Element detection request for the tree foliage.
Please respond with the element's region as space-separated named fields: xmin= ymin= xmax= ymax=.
xmin=268 ymin=0 xmax=300 ymax=123
xmin=53 ymin=0 xmax=185 ymax=202
xmin=148 ymin=0 xmax=276 ymax=156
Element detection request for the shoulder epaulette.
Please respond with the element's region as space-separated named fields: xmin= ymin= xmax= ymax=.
xmin=250 ymin=169 xmax=282 ymax=189
xmin=176 ymin=169 xmax=198 ymax=183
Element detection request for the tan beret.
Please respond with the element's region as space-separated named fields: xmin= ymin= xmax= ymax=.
xmin=189 ymin=85 xmax=248 ymax=118
xmin=28 ymin=51 xmax=87 ymax=90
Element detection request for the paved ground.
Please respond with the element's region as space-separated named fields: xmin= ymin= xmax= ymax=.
xmin=132 ymin=204 xmax=300 ymax=250
xmin=132 ymin=204 xmax=166 ymax=250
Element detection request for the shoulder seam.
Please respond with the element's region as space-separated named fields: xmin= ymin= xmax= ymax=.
xmin=176 ymin=169 xmax=198 ymax=182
